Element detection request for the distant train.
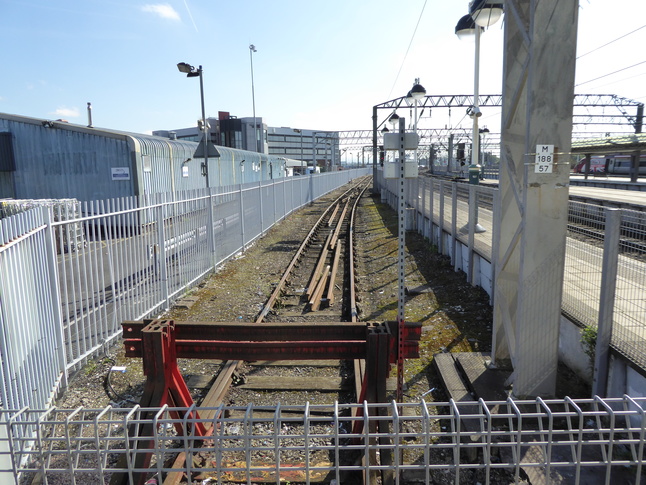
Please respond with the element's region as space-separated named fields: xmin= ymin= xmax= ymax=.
xmin=572 ymin=154 xmax=646 ymax=175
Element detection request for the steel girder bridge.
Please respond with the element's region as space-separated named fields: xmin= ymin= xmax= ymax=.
xmin=339 ymin=94 xmax=644 ymax=160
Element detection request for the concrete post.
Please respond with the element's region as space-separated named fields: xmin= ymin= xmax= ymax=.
xmin=493 ymin=0 xmax=578 ymax=397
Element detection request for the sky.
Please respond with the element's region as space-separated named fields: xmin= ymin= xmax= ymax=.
xmin=1 ymin=0 xmax=645 ymax=139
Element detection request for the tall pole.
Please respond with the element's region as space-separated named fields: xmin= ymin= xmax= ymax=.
xmin=372 ymin=106 xmax=378 ymax=193
xmin=472 ymin=27 xmax=480 ymax=166
xmin=301 ymin=131 xmax=304 ymax=173
xmin=249 ymin=45 xmax=258 ymax=152
xmin=198 ymin=65 xmax=209 ymax=188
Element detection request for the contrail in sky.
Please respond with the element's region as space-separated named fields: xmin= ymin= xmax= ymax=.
xmin=183 ymin=0 xmax=199 ymax=33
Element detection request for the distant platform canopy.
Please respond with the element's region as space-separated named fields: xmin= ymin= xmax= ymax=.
xmin=572 ymin=133 xmax=646 ymax=155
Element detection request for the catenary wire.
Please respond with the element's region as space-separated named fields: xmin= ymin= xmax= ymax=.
xmin=577 ymin=24 xmax=646 ymax=59
xmin=387 ymin=0 xmax=428 ymax=100
xmin=576 ymin=60 xmax=646 ymax=87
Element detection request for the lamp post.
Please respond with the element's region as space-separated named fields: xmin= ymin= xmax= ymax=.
xmin=249 ymin=44 xmax=258 ymax=153
xmin=293 ymin=128 xmax=304 ymax=174
xmin=456 ymin=1 xmax=503 ymax=177
xmin=455 ymin=15 xmax=483 ymax=180
xmin=177 ymin=62 xmax=209 ymax=187
xmin=479 ymin=127 xmax=490 ymax=176
xmin=410 ymin=79 xmax=426 ymax=164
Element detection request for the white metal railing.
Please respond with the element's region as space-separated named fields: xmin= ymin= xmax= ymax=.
xmin=1 ymin=397 xmax=644 ymax=485
xmin=0 ymin=170 xmax=369 ymax=413
xmin=377 ymin=171 xmax=646 ymax=373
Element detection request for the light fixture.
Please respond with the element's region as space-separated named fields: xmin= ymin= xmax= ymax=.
xmin=467 ymin=106 xmax=482 ymax=118
xmin=177 ymin=62 xmax=200 ymax=77
xmin=381 ymin=126 xmax=389 ymax=133
xmin=389 ymin=113 xmax=400 ymax=126
xmin=455 ymin=13 xmax=482 ymax=39
xmin=405 ymin=90 xmax=415 ymax=106
xmin=410 ymin=82 xmax=426 ymax=100
xmin=469 ymin=0 xmax=504 ymax=28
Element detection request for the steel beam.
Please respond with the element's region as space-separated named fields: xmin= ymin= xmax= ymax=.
xmin=123 ymin=320 xmax=421 ymax=363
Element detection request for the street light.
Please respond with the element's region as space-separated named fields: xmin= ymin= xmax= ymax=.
xmin=479 ymin=127 xmax=490 ymax=170
xmin=177 ymin=62 xmax=209 ymax=187
xmin=293 ymin=128 xmax=304 ymax=174
xmin=455 ymin=3 xmax=502 ymax=177
xmin=249 ymin=44 xmax=259 ymax=153
xmin=469 ymin=0 xmax=504 ymax=27
xmin=389 ymin=113 xmax=400 ymax=128
xmin=410 ymin=79 xmax=426 ymax=163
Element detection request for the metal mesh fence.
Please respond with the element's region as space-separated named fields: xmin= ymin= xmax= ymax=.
xmin=562 ymin=201 xmax=606 ymax=327
xmin=379 ymin=172 xmax=646 ymax=374
xmin=1 ymin=398 xmax=644 ymax=485
xmin=563 ymin=202 xmax=646 ymax=368
xmin=0 ymin=170 xmax=369 ymax=417
xmin=612 ymin=209 xmax=646 ymax=367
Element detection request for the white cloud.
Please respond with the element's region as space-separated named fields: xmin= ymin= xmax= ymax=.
xmin=141 ymin=4 xmax=181 ymax=21
xmin=52 ymin=107 xmax=80 ymax=118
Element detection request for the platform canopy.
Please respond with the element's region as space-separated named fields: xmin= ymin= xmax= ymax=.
xmin=571 ymin=133 xmax=646 ymax=155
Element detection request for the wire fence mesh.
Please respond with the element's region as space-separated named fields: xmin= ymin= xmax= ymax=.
xmin=1 ymin=398 xmax=644 ymax=485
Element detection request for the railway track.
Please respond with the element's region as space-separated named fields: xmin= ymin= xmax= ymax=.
xmin=111 ymin=176 xmax=422 ymax=485
xmin=194 ymin=177 xmax=371 ymax=416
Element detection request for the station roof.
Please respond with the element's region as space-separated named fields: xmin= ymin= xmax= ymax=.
xmin=571 ymin=133 xmax=646 ymax=155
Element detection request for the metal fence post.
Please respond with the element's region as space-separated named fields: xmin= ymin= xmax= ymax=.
xmin=468 ymin=185 xmax=477 ymax=285
xmin=429 ymin=179 xmax=435 ymax=246
xmin=451 ymin=182 xmax=458 ymax=269
xmin=156 ymin=194 xmax=170 ymax=310
xmin=273 ymin=178 xmax=278 ymax=221
xmin=438 ymin=180 xmax=445 ymax=255
xmin=283 ymin=178 xmax=288 ymax=219
xmin=421 ymin=178 xmax=427 ymax=239
xmin=239 ymin=184 xmax=246 ymax=251
xmin=44 ymin=207 xmax=68 ymax=389
xmin=593 ymin=208 xmax=621 ymax=397
xmin=257 ymin=181 xmax=264 ymax=237
xmin=207 ymin=188 xmax=216 ymax=267
xmin=418 ymin=177 xmax=424 ymax=232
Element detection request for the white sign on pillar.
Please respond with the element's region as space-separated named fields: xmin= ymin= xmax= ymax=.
xmin=535 ymin=144 xmax=554 ymax=173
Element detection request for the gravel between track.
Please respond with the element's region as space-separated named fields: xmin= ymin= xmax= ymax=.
xmin=56 ymin=181 xmax=589 ymax=410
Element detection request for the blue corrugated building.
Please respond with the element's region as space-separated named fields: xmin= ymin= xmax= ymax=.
xmin=0 ymin=112 xmax=291 ymax=201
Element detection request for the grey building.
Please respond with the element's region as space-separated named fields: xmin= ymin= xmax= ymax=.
xmin=266 ymin=127 xmax=340 ymax=173
xmin=154 ymin=111 xmax=340 ymax=174
xmin=153 ymin=111 xmax=268 ymax=154
xmin=0 ymin=112 xmax=288 ymax=202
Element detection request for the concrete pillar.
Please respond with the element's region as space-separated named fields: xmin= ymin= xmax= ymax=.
xmin=492 ymin=0 xmax=578 ymax=397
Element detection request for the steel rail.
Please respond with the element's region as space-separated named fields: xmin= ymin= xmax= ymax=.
xmin=256 ymin=181 xmax=366 ymax=323
xmin=160 ymin=180 xmax=373 ymax=483
xmin=349 ymin=183 xmax=370 ymax=323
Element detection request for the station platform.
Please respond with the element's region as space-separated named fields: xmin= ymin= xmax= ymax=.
xmin=473 ymin=176 xmax=646 ymax=211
